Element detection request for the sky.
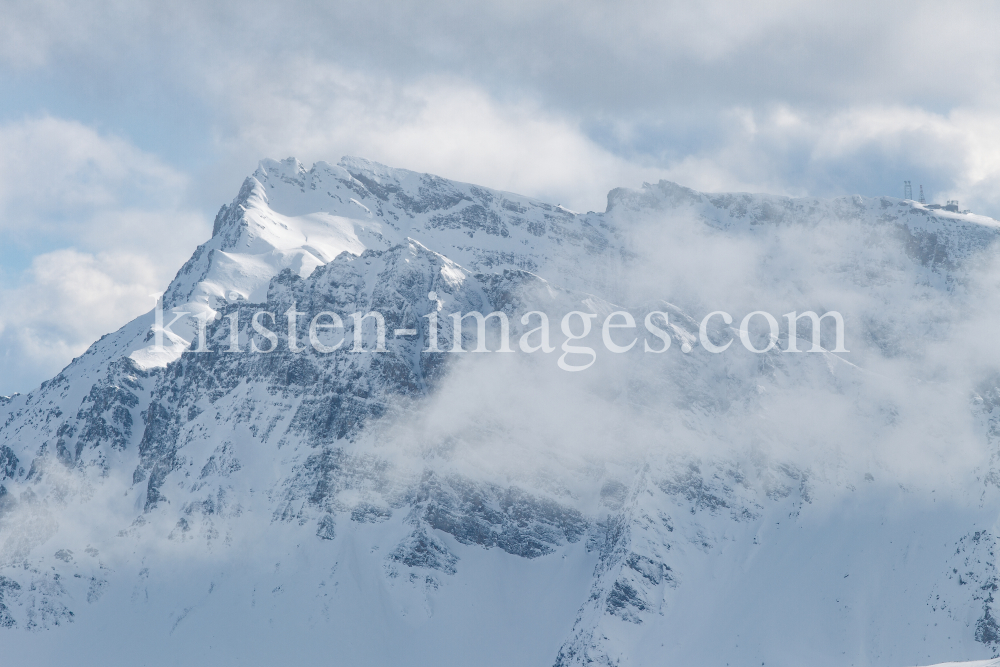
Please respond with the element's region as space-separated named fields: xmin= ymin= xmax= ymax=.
xmin=1 ymin=0 xmax=1000 ymax=394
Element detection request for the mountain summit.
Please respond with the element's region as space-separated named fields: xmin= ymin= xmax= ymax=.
xmin=2 ymin=158 xmax=1000 ymax=666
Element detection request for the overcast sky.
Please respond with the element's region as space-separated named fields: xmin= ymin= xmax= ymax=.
xmin=1 ymin=0 xmax=998 ymax=394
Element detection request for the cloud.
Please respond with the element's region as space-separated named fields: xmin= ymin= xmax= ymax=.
xmin=3 ymin=1 xmax=1000 ymax=215
xmin=359 ymin=198 xmax=1000 ymax=498
xmin=4 ymin=0 xmax=1000 ymax=393
xmin=638 ymin=105 xmax=1000 ymax=215
xmin=0 ymin=249 xmax=154 ymax=382
xmin=0 ymin=116 xmax=190 ymax=239
xmin=208 ymin=64 xmax=661 ymax=212
xmin=0 ymin=117 xmax=209 ymax=395
xmin=7 ymin=1 xmax=1000 ymax=110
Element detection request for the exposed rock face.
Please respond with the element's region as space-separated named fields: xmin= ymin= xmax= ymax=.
xmin=1 ymin=157 xmax=1000 ymax=666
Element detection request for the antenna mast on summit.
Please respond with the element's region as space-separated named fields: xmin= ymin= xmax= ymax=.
xmin=919 ymin=185 xmax=926 ymax=204
xmin=904 ymin=181 xmax=912 ymax=200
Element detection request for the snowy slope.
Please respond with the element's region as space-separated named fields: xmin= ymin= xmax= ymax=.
xmin=2 ymin=158 xmax=1000 ymax=666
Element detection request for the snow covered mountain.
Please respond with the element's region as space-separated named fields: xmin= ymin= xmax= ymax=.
xmin=3 ymin=157 xmax=1000 ymax=666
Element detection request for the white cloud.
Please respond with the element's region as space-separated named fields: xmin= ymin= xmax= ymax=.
xmin=0 ymin=117 xmax=209 ymax=394
xmin=0 ymin=116 xmax=189 ymax=237
xmin=6 ymin=1 xmax=1000 ymax=216
xmin=645 ymin=105 xmax=1000 ymax=215
xmin=7 ymin=1 xmax=1000 ymax=110
xmin=4 ymin=0 xmax=1000 ymax=395
xmin=0 ymin=249 xmax=155 ymax=368
xmin=208 ymin=64 xmax=661 ymax=213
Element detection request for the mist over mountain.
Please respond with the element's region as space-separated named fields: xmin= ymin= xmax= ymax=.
xmin=2 ymin=157 xmax=1000 ymax=666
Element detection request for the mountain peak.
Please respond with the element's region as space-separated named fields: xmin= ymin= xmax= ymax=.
xmin=255 ymin=156 xmax=307 ymax=182
xmin=7 ymin=158 xmax=1000 ymax=665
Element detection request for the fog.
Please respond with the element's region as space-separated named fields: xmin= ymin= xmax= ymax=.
xmin=351 ymin=199 xmax=1000 ymax=513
